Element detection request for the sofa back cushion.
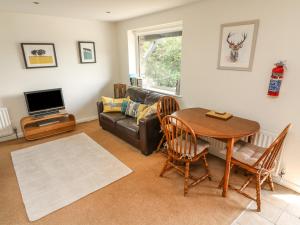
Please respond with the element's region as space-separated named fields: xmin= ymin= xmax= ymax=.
xmin=126 ymin=87 xmax=149 ymax=103
xmin=125 ymin=87 xmax=166 ymax=105
xmin=144 ymin=92 xmax=165 ymax=105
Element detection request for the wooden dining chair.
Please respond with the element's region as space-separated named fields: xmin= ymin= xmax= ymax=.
xmin=156 ymin=96 xmax=180 ymax=152
xmin=218 ymin=124 xmax=291 ymax=212
xmin=160 ymin=115 xmax=211 ymax=195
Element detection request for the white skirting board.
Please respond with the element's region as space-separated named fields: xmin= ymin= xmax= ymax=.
xmin=0 ymin=132 xmax=23 ymax=142
xmin=0 ymin=115 xmax=99 ymax=142
xmin=273 ymin=176 xmax=300 ymax=193
xmin=75 ymin=115 xmax=98 ymax=124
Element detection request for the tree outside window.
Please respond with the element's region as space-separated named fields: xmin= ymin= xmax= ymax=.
xmin=138 ymin=31 xmax=182 ymax=95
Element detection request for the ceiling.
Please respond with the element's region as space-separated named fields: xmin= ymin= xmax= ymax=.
xmin=0 ymin=0 xmax=200 ymax=21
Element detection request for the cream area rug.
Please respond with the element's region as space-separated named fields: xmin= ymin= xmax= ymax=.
xmin=11 ymin=133 xmax=132 ymax=221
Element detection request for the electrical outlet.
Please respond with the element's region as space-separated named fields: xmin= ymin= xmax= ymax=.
xmin=279 ymin=168 xmax=286 ymax=178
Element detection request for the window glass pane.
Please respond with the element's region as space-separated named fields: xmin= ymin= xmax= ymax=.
xmin=138 ymin=31 xmax=182 ymax=94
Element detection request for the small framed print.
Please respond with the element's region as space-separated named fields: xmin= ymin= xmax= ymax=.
xmin=78 ymin=41 xmax=96 ymax=63
xmin=21 ymin=43 xmax=58 ymax=69
xmin=217 ymin=20 xmax=259 ymax=71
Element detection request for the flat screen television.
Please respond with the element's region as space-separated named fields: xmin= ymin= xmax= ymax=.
xmin=24 ymin=88 xmax=65 ymax=116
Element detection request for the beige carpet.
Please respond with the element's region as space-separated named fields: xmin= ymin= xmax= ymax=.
xmin=11 ymin=133 xmax=132 ymax=221
xmin=0 ymin=120 xmax=293 ymax=225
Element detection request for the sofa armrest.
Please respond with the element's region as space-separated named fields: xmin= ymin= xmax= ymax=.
xmin=97 ymin=101 xmax=104 ymax=114
xmin=96 ymin=101 xmax=104 ymax=127
xmin=139 ymin=114 xmax=162 ymax=155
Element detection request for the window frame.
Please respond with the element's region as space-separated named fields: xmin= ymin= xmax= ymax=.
xmin=133 ymin=22 xmax=183 ymax=96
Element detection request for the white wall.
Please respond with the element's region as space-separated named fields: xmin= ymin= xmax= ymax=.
xmin=116 ymin=0 xmax=300 ymax=191
xmin=0 ymin=12 xmax=118 ymax=133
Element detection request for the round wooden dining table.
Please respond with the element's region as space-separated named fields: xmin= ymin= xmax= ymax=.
xmin=172 ymin=108 xmax=260 ymax=197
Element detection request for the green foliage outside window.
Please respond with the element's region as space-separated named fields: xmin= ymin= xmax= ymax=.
xmin=139 ymin=36 xmax=182 ymax=90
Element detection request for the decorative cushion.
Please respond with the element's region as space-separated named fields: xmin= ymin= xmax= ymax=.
xmin=121 ymin=97 xmax=130 ymax=114
xmin=102 ymin=96 xmax=128 ymax=113
xmin=125 ymin=100 xmax=147 ymax=118
xmin=136 ymin=102 xmax=158 ymax=125
xmin=219 ymin=140 xmax=266 ymax=166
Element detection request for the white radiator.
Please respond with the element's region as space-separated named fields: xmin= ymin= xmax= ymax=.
xmin=0 ymin=107 xmax=14 ymax=137
xmin=250 ymin=130 xmax=276 ymax=148
xmin=202 ymin=130 xmax=281 ymax=175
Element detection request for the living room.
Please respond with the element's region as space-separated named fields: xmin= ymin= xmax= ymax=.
xmin=1 ymin=0 xmax=300 ymax=225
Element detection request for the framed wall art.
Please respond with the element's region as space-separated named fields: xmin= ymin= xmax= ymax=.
xmin=78 ymin=41 xmax=96 ymax=63
xmin=21 ymin=43 xmax=58 ymax=69
xmin=217 ymin=20 xmax=259 ymax=71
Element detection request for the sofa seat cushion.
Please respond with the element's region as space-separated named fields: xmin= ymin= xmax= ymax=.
xmin=100 ymin=112 xmax=126 ymax=124
xmin=116 ymin=118 xmax=139 ymax=139
xmin=219 ymin=140 xmax=266 ymax=166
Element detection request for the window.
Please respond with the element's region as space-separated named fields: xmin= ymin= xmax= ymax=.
xmin=135 ymin=27 xmax=182 ymax=95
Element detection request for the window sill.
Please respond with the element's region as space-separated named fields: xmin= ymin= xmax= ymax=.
xmin=129 ymin=86 xmax=182 ymax=98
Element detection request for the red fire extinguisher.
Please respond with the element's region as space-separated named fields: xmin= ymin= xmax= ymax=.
xmin=267 ymin=61 xmax=286 ymax=97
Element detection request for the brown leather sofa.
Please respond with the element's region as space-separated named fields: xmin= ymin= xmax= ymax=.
xmin=97 ymin=87 xmax=164 ymax=155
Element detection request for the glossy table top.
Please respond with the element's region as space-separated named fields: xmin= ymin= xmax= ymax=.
xmin=172 ymin=108 xmax=260 ymax=139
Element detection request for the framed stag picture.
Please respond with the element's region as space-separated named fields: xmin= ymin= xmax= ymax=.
xmin=217 ymin=20 xmax=259 ymax=71
xmin=21 ymin=43 xmax=58 ymax=69
xmin=78 ymin=41 xmax=96 ymax=63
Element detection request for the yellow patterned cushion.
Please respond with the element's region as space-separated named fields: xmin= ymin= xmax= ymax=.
xmin=125 ymin=99 xmax=147 ymax=118
xmin=101 ymin=96 xmax=128 ymax=113
xmin=137 ymin=104 xmax=147 ymax=118
xmin=137 ymin=102 xmax=158 ymax=125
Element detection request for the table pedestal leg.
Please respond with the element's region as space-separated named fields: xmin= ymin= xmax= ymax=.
xmin=222 ymin=138 xmax=235 ymax=197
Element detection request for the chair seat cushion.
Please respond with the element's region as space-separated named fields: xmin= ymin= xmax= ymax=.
xmin=116 ymin=118 xmax=139 ymax=138
xmin=100 ymin=112 xmax=126 ymax=123
xmin=194 ymin=139 xmax=210 ymax=157
xmin=171 ymin=137 xmax=209 ymax=158
xmin=220 ymin=140 xmax=266 ymax=166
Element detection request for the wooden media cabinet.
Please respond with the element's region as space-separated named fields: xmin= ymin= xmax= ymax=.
xmin=21 ymin=113 xmax=76 ymax=141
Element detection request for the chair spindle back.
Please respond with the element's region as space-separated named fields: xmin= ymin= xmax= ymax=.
xmin=162 ymin=115 xmax=198 ymax=161
xmin=254 ymin=124 xmax=291 ymax=170
xmin=157 ymin=96 xmax=180 ymax=124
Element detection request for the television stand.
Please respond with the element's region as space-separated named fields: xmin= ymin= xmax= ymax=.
xmin=20 ymin=113 xmax=76 ymax=141
xmin=32 ymin=110 xmax=60 ymax=119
